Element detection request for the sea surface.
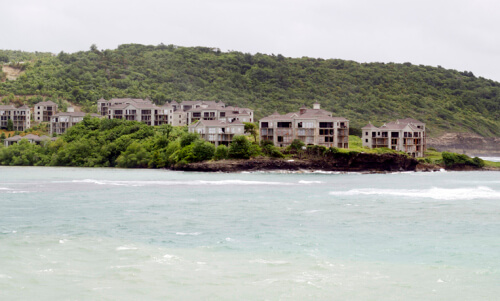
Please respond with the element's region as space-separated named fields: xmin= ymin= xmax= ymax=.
xmin=0 ymin=167 xmax=499 ymax=300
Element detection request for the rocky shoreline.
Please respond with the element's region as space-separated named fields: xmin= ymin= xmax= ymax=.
xmin=171 ymin=153 xmax=428 ymax=173
xmin=170 ymin=152 xmax=500 ymax=173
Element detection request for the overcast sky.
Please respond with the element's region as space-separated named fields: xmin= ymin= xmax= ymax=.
xmin=2 ymin=0 xmax=500 ymax=81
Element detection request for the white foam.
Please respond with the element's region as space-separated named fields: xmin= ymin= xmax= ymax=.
xmin=250 ymin=259 xmax=289 ymax=265
xmin=116 ymin=245 xmax=138 ymax=251
xmin=0 ymin=274 xmax=12 ymax=279
xmin=329 ymin=186 xmax=500 ymax=200
xmin=163 ymin=254 xmax=181 ymax=260
xmin=0 ymin=187 xmax=11 ymax=190
xmin=480 ymin=156 xmax=500 ymax=162
xmin=298 ymin=180 xmax=324 ymax=184
xmin=72 ymin=179 xmax=294 ymax=186
xmin=175 ymin=232 xmax=202 ymax=236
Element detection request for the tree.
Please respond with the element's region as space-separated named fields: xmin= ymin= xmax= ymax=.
xmin=289 ymin=139 xmax=305 ymax=152
xmin=243 ymin=122 xmax=258 ymax=142
xmin=6 ymin=119 xmax=13 ymax=131
xmin=213 ymin=144 xmax=229 ymax=160
xmin=191 ymin=140 xmax=215 ymax=162
xmin=116 ymin=142 xmax=149 ymax=168
xmin=229 ymin=135 xmax=254 ymax=159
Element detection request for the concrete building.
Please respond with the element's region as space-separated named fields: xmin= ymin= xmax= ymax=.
xmin=188 ymin=119 xmax=245 ymax=146
xmin=361 ymin=118 xmax=426 ymax=157
xmin=50 ymin=112 xmax=101 ymax=135
xmin=97 ymin=98 xmax=153 ymax=117
xmin=100 ymin=98 xmax=251 ymax=127
xmin=186 ymin=101 xmax=253 ymax=125
xmin=34 ymin=100 xmax=58 ymax=123
xmin=0 ymin=104 xmax=31 ymax=131
xmin=259 ymin=102 xmax=349 ymax=148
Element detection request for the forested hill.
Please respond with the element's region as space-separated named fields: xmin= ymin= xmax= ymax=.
xmin=0 ymin=44 xmax=499 ymax=137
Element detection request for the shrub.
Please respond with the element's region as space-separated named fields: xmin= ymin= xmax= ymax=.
xmin=306 ymin=145 xmax=327 ymax=156
xmin=260 ymin=140 xmax=284 ymax=158
xmin=214 ymin=145 xmax=229 ymax=160
xmin=229 ymin=135 xmax=254 ymax=159
xmin=191 ymin=140 xmax=215 ymax=162
xmin=471 ymin=157 xmax=485 ymax=168
xmin=442 ymin=151 xmax=484 ymax=168
xmin=179 ymin=132 xmax=199 ymax=148
xmin=289 ymin=139 xmax=305 ymax=152
xmin=116 ymin=142 xmax=149 ymax=168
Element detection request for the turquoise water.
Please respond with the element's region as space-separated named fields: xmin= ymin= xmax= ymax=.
xmin=1 ymin=167 xmax=499 ymax=300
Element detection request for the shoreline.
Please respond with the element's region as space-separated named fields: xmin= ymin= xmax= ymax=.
xmin=171 ymin=154 xmax=500 ymax=173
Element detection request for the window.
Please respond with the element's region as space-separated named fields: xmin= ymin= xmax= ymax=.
xmin=319 ymin=122 xmax=333 ymax=128
xmin=261 ymin=122 xmax=269 ymax=128
xmin=365 ymin=132 xmax=368 ymax=136
xmin=365 ymin=139 xmax=368 ymax=143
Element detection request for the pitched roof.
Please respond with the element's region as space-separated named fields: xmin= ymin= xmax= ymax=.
xmin=192 ymin=119 xmax=245 ymax=127
xmin=53 ymin=112 xmax=100 ymax=117
xmin=361 ymin=123 xmax=378 ymax=129
xmin=34 ymin=101 xmax=57 ymax=106
xmin=397 ymin=118 xmax=424 ymax=124
xmin=4 ymin=135 xmax=22 ymax=141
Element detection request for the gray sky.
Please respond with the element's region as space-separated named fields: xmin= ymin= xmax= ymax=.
xmin=2 ymin=0 xmax=500 ymax=81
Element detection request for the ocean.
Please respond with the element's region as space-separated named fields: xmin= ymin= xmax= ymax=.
xmin=1 ymin=167 xmax=499 ymax=300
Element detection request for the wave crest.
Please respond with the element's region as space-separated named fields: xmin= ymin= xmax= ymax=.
xmin=329 ymin=186 xmax=500 ymax=200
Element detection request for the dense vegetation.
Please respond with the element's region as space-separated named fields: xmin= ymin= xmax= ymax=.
xmin=0 ymin=117 xmax=272 ymax=167
xmin=1 ymin=44 xmax=499 ymax=136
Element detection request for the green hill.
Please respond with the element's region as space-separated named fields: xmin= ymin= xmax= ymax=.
xmin=1 ymin=44 xmax=498 ymax=137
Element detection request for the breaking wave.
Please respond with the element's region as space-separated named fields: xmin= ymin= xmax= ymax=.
xmin=329 ymin=186 xmax=500 ymax=200
xmin=70 ymin=179 xmax=295 ymax=186
xmin=298 ymin=180 xmax=325 ymax=184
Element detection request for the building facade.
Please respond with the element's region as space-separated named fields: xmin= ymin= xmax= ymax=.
xmin=259 ymin=103 xmax=349 ymax=148
xmin=50 ymin=112 xmax=101 ymax=135
xmin=0 ymin=105 xmax=31 ymax=131
xmin=185 ymin=101 xmax=253 ymax=125
xmin=34 ymin=101 xmax=58 ymax=123
xmin=100 ymin=98 xmax=252 ymax=127
xmin=361 ymin=118 xmax=426 ymax=157
xmin=188 ymin=119 xmax=245 ymax=146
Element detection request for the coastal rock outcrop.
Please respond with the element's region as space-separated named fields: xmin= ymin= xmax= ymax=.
xmin=173 ymin=152 xmax=420 ymax=173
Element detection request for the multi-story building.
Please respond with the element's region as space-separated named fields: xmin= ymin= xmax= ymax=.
xmin=0 ymin=104 xmax=31 ymax=131
xmin=186 ymin=101 xmax=253 ymax=125
xmin=188 ymin=119 xmax=245 ymax=146
xmin=34 ymin=101 xmax=58 ymax=122
xmin=97 ymin=98 xmax=153 ymax=117
xmin=361 ymin=118 xmax=426 ymax=157
xmin=50 ymin=112 xmax=101 ymax=135
xmin=259 ymin=102 xmax=349 ymax=148
xmin=101 ymin=98 xmax=251 ymax=127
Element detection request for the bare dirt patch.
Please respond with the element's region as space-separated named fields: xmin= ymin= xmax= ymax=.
xmin=1 ymin=65 xmax=24 ymax=80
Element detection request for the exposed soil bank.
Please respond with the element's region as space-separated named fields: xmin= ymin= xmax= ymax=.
xmin=428 ymin=133 xmax=500 ymax=156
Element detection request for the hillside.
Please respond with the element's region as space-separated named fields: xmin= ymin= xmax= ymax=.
xmin=0 ymin=44 xmax=499 ymax=137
